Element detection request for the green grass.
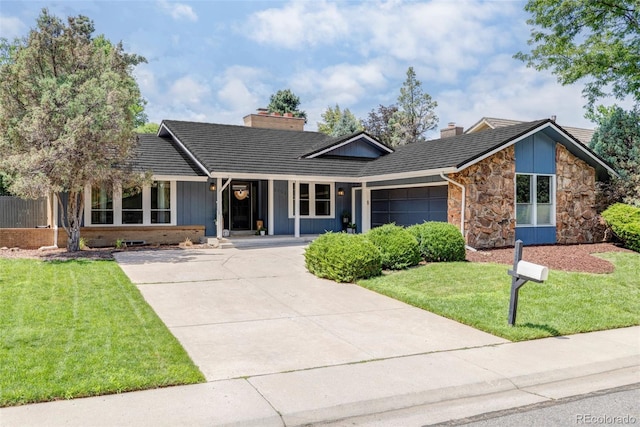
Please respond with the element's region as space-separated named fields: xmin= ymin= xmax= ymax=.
xmin=0 ymin=259 xmax=205 ymax=407
xmin=358 ymin=252 xmax=640 ymax=341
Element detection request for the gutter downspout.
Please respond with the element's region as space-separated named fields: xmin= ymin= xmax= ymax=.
xmin=440 ymin=172 xmax=475 ymax=251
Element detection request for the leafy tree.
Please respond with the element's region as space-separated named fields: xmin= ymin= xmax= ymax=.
xmin=317 ymin=104 xmax=362 ymax=137
xmin=361 ymin=104 xmax=398 ymax=146
xmin=135 ymin=122 xmax=161 ymax=134
xmin=589 ymin=105 xmax=640 ymax=207
xmin=0 ymin=9 xmax=147 ymax=251
xmin=390 ymin=66 xmax=438 ymax=145
xmin=515 ymin=0 xmax=640 ymax=111
xmin=267 ymin=88 xmax=307 ymax=122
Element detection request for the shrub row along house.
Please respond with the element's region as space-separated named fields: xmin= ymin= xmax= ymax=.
xmin=1 ymin=111 xmax=617 ymax=249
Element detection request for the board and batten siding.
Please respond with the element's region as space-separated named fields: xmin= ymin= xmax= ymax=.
xmin=273 ymin=180 xmax=354 ymax=235
xmin=514 ymin=132 xmax=556 ymax=245
xmin=177 ymin=181 xmax=216 ymax=236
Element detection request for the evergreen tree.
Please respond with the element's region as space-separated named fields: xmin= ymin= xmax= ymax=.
xmin=590 ymin=105 xmax=640 ymax=207
xmin=0 ymin=9 xmax=147 ymax=251
xmin=318 ymin=104 xmax=362 ymax=137
xmin=390 ymin=67 xmax=438 ymax=145
xmin=267 ymin=89 xmax=307 ymax=122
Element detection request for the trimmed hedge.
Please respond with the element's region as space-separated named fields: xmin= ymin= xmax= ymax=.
xmin=601 ymin=203 xmax=640 ymax=253
xmin=365 ymin=224 xmax=421 ymax=270
xmin=407 ymin=222 xmax=466 ymax=262
xmin=304 ymin=232 xmax=382 ymax=283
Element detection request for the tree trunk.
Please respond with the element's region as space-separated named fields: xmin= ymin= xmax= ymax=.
xmin=67 ymin=224 xmax=80 ymax=252
xmin=57 ymin=190 xmax=84 ymax=252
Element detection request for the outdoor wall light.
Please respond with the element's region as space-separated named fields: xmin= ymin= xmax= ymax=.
xmin=337 ymin=187 xmax=345 ymax=196
xmin=209 ymin=183 xmax=216 ymax=191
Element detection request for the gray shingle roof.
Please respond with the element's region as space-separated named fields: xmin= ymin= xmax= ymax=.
xmin=160 ymin=120 xmax=368 ymax=177
xmin=132 ymin=134 xmax=207 ymax=177
xmin=359 ymin=120 xmax=549 ymax=176
xmin=140 ymin=118 xmax=611 ymax=180
xmin=467 ymin=117 xmax=594 ymax=145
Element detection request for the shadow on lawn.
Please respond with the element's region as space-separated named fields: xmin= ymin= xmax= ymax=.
xmin=519 ymin=322 xmax=562 ymax=337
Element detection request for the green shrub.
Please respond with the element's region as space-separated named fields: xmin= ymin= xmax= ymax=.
xmin=601 ymin=203 xmax=640 ymax=252
xmin=305 ymin=232 xmax=382 ymax=283
xmin=407 ymin=222 xmax=466 ymax=262
xmin=365 ymin=223 xmax=421 ymax=270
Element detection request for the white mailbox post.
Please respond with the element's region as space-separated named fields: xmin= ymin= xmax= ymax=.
xmin=507 ymin=240 xmax=549 ymax=326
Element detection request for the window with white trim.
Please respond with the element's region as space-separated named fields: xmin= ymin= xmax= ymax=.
xmin=151 ymin=180 xmax=171 ymax=224
xmin=516 ymin=174 xmax=555 ymax=226
xmin=288 ymin=181 xmax=334 ymax=218
xmin=122 ymin=186 xmax=143 ymax=224
xmin=86 ymin=181 xmax=176 ymax=226
xmin=91 ymin=185 xmax=113 ymax=225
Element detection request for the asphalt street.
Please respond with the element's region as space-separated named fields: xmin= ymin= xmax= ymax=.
xmin=441 ymin=384 xmax=640 ymax=427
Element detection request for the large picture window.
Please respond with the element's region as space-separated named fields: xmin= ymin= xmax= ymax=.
xmin=516 ymin=174 xmax=554 ymax=226
xmin=122 ymin=186 xmax=143 ymax=224
xmin=151 ymin=181 xmax=171 ymax=224
xmin=288 ymin=181 xmax=334 ymax=218
xmin=91 ymin=185 xmax=113 ymax=225
xmin=86 ymin=181 xmax=175 ymax=226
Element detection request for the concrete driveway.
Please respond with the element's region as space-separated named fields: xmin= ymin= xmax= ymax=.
xmin=115 ymin=245 xmax=507 ymax=381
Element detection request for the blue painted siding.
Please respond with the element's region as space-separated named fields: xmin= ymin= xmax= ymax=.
xmin=515 ymin=134 xmax=556 ymax=174
xmin=324 ymin=137 xmax=386 ymax=158
xmin=515 ymin=133 xmax=557 ymax=245
xmin=516 ymin=226 xmax=556 ymax=245
xmin=273 ymin=180 xmax=355 ymax=234
xmin=177 ymin=181 xmax=216 ymax=235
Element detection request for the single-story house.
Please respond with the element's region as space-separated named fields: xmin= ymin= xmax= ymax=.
xmin=1 ymin=111 xmax=617 ymax=249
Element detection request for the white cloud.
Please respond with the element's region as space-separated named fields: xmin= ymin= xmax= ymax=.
xmin=215 ymin=66 xmax=270 ymax=112
xmin=0 ymin=15 xmax=26 ymax=39
xmin=292 ymin=61 xmax=389 ymax=109
xmin=158 ymin=1 xmax=198 ymax=22
xmin=168 ymin=76 xmax=211 ymax=106
xmin=244 ymin=0 xmax=348 ymax=49
xmin=436 ymin=57 xmax=595 ymax=132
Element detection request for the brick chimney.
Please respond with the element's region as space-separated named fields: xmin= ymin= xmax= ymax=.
xmin=440 ymin=122 xmax=464 ymax=138
xmin=243 ymin=109 xmax=305 ymax=131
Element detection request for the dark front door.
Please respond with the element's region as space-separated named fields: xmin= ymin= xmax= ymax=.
xmin=223 ymin=181 xmax=259 ymax=230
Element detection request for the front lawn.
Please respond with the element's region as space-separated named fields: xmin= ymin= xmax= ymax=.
xmin=358 ymin=252 xmax=640 ymax=341
xmin=0 ymin=259 xmax=205 ymax=407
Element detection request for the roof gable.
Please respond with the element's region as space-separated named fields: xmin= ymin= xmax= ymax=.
xmin=302 ymin=132 xmax=393 ymax=159
xmin=465 ymin=116 xmax=594 ymax=145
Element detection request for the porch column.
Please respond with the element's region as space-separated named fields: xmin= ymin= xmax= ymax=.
xmin=268 ymin=179 xmax=274 ymax=235
xmin=361 ymin=182 xmax=371 ymax=233
xmin=294 ymin=180 xmax=300 ymax=238
xmin=216 ymin=177 xmax=223 ymax=239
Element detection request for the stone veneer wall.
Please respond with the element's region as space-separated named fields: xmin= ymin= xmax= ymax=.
xmin=555 ymin=144 xmax=603 ymax=244
xmin=448 ymin=146 xmax=516 ymax=249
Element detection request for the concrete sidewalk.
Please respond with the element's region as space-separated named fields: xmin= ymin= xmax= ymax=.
xmin=2 ymin=327 xmax=638 ymax=426
xmin=2 ymin=246 xmax=639 ymax=426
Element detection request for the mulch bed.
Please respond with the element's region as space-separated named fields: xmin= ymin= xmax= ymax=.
xmin=465 ymin=242 xmax=633 ymax=274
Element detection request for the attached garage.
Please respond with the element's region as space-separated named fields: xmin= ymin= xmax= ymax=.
xmin=371 ymin=185 xmax=448 ymax=228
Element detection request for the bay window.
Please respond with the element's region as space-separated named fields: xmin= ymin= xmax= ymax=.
xmin=516 ymin=174 xmax=554 ymax=226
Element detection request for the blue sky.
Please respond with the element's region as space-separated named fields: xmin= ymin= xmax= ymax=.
xmin=0 ymin=0 xmax=605 ymax=134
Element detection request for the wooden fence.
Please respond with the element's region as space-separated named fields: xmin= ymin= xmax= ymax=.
xmin=0 ymin=196 xmax=49 ymax=228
